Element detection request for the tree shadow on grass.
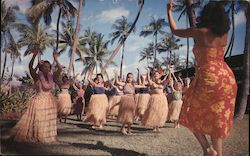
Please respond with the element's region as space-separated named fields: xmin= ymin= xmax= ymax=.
xmin=69 ymin=141 xmax=148 ymax=156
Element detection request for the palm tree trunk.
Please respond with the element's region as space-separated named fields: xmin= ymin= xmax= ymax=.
xmin=67 ymin=0 xmax=83 ymax=76
xmin=0 ymin=34 xmax=3 ymax=91
xmin=186 ymin=0 xmax=197 ymax=28
xmin=120 ymin=44 xmax=125 ymax=78
xmin=1 ymin=32 xmax=8 ymax=80
xmin=235 ymin=3 xmax=250 ymax=120
xmin=56 ymin=8 xmax=62 ymax=50
xmin=225 ymin=1 xmax=235 ymax=58
xmin=154 ymin=33 xmax=158 ymax=68
xmin=186 ymin=15 xmax=190 ymax=77
xmin=147 ymin=58 xmax=149 ymax=68
xmin=9 ymin=57 xmax=15 ymax=95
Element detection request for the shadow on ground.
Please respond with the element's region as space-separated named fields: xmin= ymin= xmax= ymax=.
xmin=68 ymin=141 xmax=147 ymax=156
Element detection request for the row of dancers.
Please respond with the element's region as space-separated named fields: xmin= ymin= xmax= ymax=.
xmin=58 ymin=66 xmax=191 ymax=135
xmin=9 ymin=49 xmax=190 ymax=144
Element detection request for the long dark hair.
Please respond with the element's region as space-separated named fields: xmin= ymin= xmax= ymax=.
xmin=197 ymin=1 xmax=230 ymax=37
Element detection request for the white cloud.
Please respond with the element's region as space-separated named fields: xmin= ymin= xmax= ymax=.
xmin=235 ymin=10 xmax=246 ymax=26
xmin=97 ymin=7 xmax=130 ymax=23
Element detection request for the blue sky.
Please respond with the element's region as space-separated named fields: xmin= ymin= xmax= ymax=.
xmin=3 ymin=0 xmax=246 ymax=84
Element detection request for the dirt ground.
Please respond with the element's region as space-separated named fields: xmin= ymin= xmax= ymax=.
xmin=1 ymin=115 xmax=249 ymax=156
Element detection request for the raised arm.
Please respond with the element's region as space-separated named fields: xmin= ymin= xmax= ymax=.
xmin=29 ymin=50 xmax=38 ymax=81
xmin=167 ymin=0 xmax=199 ymax=38
xmin=178 ymin=73 xmax=184 ymax=86
xmin=145 ymin=67 xmax=153 ymax=86
xmin=114 ymin=70 xmax=125 ymax=86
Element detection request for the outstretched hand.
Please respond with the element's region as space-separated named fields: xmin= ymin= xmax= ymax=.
xmin=167 ymin=0 xmax=174 ymax=12
xmin=53 ymin=50 xmax=59 ymax=59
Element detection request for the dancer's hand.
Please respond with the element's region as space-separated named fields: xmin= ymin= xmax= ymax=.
xmin=53 ymin=50 xmax=59 ymax=59
xmin=167 ymin=0 xmax=174 ymax=12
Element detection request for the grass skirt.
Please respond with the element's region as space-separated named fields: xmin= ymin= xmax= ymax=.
xmin=141 ymin=94 xmax=168 ymax=127
xmin=57 ymin=93 xmax=72 ymax=115
xmin=10 ymin=92 xmax=57 ymax=143
xmin=117 ymin=95 xmax=136 ymax=124
xmin=84 ymin=94 xmax=109 ymax=125
xmin=108 ymin=95 xmax=121 ymax=117
xmin=167 ymin=100 xmax=183 ymax=122
xmin=136 ymin=93 xmax=150 ymax=117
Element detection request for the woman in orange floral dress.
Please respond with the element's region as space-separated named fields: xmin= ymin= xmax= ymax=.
xmin=167 ymin=1 xmax=237 ymax=156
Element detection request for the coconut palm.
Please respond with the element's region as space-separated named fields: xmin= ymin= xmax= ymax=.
xmin=140 ymin=16 xmax=167 ymax=68
xmin=1 ymin=0 xmax=19 ymax=88
xmin=68 ymin=0 xmax=85 ymax=76
xmin=139 ymin=42 xmax=154 ymax=68
xmin=14 ymin=22 xmax=54 ymax=61
xmin=103 ymin=0 xmax=144 ymax=71
xmin=4 ymin=31 xmax=21 ymax=94
xmin=172 ymin=0 xmax=203 ymax=74
xmin=27 ymin=0 xmax=77 ymax=50
xmin=76 ymin=33 xmax=111 ymax=76
xmin=110 ymin=16 xmax=135 ymax=78
xmin=58 ymin=20 xmax=88 ymax=57
xmin=158 ymin=34 xmax=182 ymax=65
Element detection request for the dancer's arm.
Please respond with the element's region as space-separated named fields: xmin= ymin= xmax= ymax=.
xmin=114 ymin=70 xmax=125 ymax=86
xmin=167 ymin=0 xmax=199 ymax=38
xmin=145 ymin=67 xmax=153 ymax=86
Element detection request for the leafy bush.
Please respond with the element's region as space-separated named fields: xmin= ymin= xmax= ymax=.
xmin=0 ymin=89 xmax=36 ymax=113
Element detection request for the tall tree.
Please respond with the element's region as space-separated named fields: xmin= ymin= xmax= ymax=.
xmin=4 ymin=30 xmax=21 ymax=94
xmin=68 ymin=0 xmax=85 ymax=76
xmin=76 ymin=33 xmax=111 ymax=76
xmin=1 ymin=0 xmax=19 ymax=89
xmin=158 ymin=34 xmax=182 ymax=65
xmin=172 ymin=0 xmax=202 ymax=75
xmin=28 ymin=0 xmax=77 ymax=50
xmin=15 ymin=22 xmax=54 ymax=61
xmin=58 ymin=20 xmax=88 ymax=59
xmin=140 ymin=16 xmax=167 ymax=67
xmin=102 ymin=0 xmax=144 ymax=71
xmin=139 ymin=42 xmax=154 ymax=68
xmin=110 ymin=16 xmax=134 ymax=78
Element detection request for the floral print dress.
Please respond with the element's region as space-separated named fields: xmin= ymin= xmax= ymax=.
xmin=179 ymin=45 xmax=238 ymax=139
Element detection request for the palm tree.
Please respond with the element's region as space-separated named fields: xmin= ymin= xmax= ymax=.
xmin=140 ymin=16 xmax=167 ymax=68
xmin=110 ymin=16 xmax=135 ymax=78
xmin=103 ymin=0 xmax=144 ymax=71
xmin=68 ymin=0 xmax=85 ymax=76
xmin=172 ymin=0 xmax=203 ymax=75
xmin=27 ymin=0 xmax=77 ymax=50
xmin=139 ymin=42 xmax=154 ymax=68
xmin=58 ymin=20 xmax=88 ymax=58
xmin=4 ymin=31 xmax=21 ymax=94
xmin=158 ymin=34 xmax=182 ymax=65
xmin=15 ymin=22 xmax=54 ymax=61
xmin=76 ymin=33 xmax=111 ymax=77
xmin=1 ymin=0 xmax=19 ymax=89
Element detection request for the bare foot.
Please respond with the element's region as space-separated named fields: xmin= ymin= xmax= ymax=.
xmin=99 ymin=125 xmax=103 ymax=129
xmin=206 ymin=146 xmax=217 ymax=156
xmin=92 ymin=125 xmax=97 ymax=129
xmin=121 ymin=128 xmax=127 ymax=135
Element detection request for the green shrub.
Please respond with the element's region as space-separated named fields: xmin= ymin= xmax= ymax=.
xmin=0 ymin=89 xmax=36 ymax=113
